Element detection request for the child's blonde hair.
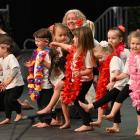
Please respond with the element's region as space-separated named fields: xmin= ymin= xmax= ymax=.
xmin=128 ymin=30 xmax=140 ymax=45
xmin=94 ymin=40 xmax=114 ymax=54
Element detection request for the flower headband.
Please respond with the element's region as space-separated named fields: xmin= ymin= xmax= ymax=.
xmin=99 ymin=41 xmax=108 ymax=48
xmin=118 ymin=25 xmax=125 ymax=32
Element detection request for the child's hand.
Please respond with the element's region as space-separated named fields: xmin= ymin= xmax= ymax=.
xmin=49 ymin=42 xmax=58 ymax=48
xmin=73 ymin=71 xmax=81 ymax=77
xmin=106 ymin=82 xmax=115 ymax=91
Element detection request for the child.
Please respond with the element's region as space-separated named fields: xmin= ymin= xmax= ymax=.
xmin=0 ymin=34 xmax=24 ymax=124
xmin=37 ymin=23 xmax=73 ymax=126
xmin=103 ymin=30 xmax=140 ymax=136
xmin=79 ymin=41 xmax=128 ymax=133
xmin=26 ymin=28 xmax=53 ymax=128
xmin=91 ymin=25 xmax=129 ymax=132
xmin=50 ymin=26 xmax=96 ymax=132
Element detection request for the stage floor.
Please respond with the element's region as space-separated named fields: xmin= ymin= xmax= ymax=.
xmin=0 ymin=91 xmax=139 ymax=140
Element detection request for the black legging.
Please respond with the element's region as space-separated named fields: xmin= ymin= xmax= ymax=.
xmin=4 ymin=85 xmax=24 ymax=119
xmin=74 ymin=80 xmax=93 ymax=126
xmin=93 ymin=88 xmax=121 ymax=123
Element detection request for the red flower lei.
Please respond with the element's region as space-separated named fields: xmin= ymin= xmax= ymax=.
xmin=95 ymin=53 xmax=116 ymax=109
xmin=61 ymin=46 xmax=84 ymax=105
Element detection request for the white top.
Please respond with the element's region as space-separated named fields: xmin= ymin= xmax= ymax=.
xmin=34 ymin=50 xmax=53 ymax=89
xmin=71 ymin=50 xmax=94 ymax=82
xmin=110 ymin=56 xmax=129 ymax=90
xmin=1 ymin=54 xmax=24 ymax=89
xmin=120 ymin=48 xmax=130 ymax=64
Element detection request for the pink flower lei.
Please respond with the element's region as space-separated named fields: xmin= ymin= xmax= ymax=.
xmin=128 ymin=51 xmax=140 ymax=110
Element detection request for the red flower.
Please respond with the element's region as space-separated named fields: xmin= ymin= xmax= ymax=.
xmin=95 ymin=53 xmax=116 ymax=109
xmin=61 ymin=46 xmax=83 ymax=105
xmin=76 ymin=19 xmax=84 ymax=27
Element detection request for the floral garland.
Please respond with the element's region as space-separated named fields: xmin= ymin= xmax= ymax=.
xmin=95 ymin=53 xmax=116 ymax=109
xmin=115 ymin=42 xmax=125 ymax=56
xmin=128 ymin=51 xmax=140 ymax=110
xmin=61 ymin=46 xmax=84 ymax=105
xmin=27 ymin=48 xmax=49 ymax=101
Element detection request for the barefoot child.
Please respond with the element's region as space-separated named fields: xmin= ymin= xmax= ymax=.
xmin=0 ymin=34 xmax=24 ymax=124
xmin=50 ymin=26 xmax=96 ymax=132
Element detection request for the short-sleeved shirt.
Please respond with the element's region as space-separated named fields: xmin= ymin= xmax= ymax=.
xmin=110 ymin=56 xmax=129 ymax=90
xmin=1 ymin=54 xmax=24 ymax=89
xmin=120 ymin=48 xmax=130 ymax=64
xmin=71 ymin=50 xmax=94 ymax=82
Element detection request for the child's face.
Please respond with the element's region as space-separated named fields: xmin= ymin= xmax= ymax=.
xmin=107 ymin=30 xmax=123 ymax=48
xmin=94 ymin=47 xmax=105 ymax=61
xmin=35 ymin=38 xmax=49 ymax=49
xmin=0 ymin=44 xmax=9 ymax=57
xmin=54 ymin=27 xmax=68 ymax=43
xmin=66 ymin=12 xmax=77 ymax=30
xmin=130 ymin=37 xmax=140 ymax=54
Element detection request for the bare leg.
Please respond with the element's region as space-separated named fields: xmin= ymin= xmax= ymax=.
xmin=0 ymin=118 xmax=11 ymax=125
xmin=135 ymin=115 xmax=140 ymax=136
xmin=59 ymin=101 xmax=70 ymax=129
xmin=106 ymin=123 xmax=120 ymax=133
xmin=78 ymin=101 xmax=93 ymax=112
xmin=103 ymin=102 xmax=122 ymax=120
xmin=37 ymin=80 xmax=64 ymax=114
xmin=90 ymin=107 xmax=103 ymax=127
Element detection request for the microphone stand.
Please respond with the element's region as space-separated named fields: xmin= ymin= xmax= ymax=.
xmin=9 ymin=117 xmax=35 ymax=140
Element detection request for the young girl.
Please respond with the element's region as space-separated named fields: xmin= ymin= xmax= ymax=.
xmin=26 ymin=28 xmax=54 ymax=128
xmin=0 ymin=34 xmax=24 ymax=124
xmin=103 ymin=30 xmax=140 ymax=136
xmin=37 ymin=23 xmax=73 ymax=126
xmin=79 ymin=40 xmax=128 ymax=133
xmin=91 ymin=25 xmax=129 ymax=132
xmin=50 ymin=26 xmax=96 ymax=132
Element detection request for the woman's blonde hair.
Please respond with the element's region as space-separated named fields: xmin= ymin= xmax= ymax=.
xmin=62 ymin=9 xmax=87 ymax=25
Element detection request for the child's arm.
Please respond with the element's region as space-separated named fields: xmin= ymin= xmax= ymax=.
xmin=112 ymin=72 xmax=129 ymax=82
xmin=107 ymin=70 xmax=121 ymax=91
xmin=50 ymin=42 xmax=71 ymax=51
xmin=2 ymin=67 xmax=19 ymax=89
xmin=74 ymin=68 xmax=93 ymax=77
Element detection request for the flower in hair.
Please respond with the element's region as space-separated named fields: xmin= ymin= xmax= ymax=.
xmin=76 ymin=19 xmax=84 ymax=28
xmin=99 ymin=41 xmax=108 ymax=48
xmin=118 ymin=25 xmax=125 ymax=32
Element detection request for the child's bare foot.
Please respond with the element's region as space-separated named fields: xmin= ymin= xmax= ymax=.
xmin=35 ymin=122 xmax=49 ymax=128
xmin=135 ymin=129 xmax=140 ymax=136
xmin=21 ymin=99 xmax=34 ymax=110
xmin=32 ymin=122 xmax=43 ymax=127
xmin=105 ymin=124 xmax=120 ymax=133
xmin=74 ymin=125 xmax=94 ymax=132
xmin=14 ymin=114 xmax=23 ymax=122
xmin=37 ymin=106 xmax=51 ymax=115
xmin=59 ymin=123 xmax=70 ymax=129
xmin=90 ymin=121 xmax=101 ymax=128
xmin=0 ymin=118 xmax=11 ymax=125
xmin=78 ymin=101 xmax=93 ymax=112
xmin=50 ymin=118 xmax=63 ymax=126
xmin=102 ymin=114 xmax=114 ymax=121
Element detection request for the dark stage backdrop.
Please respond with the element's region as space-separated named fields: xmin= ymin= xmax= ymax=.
xmin=3 ymin=0 xmax=140 ymax=48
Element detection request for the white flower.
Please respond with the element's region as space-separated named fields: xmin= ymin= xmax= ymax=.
xmin=99 ymin=41 xmax=108 ymax=48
